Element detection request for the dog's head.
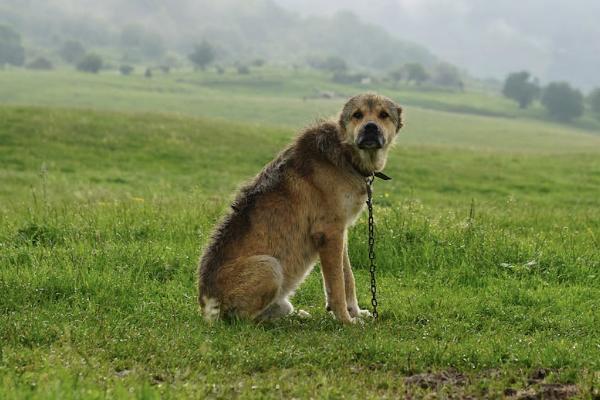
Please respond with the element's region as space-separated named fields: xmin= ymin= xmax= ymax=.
xmin=338 ymin=93 xmax=403 ymax=173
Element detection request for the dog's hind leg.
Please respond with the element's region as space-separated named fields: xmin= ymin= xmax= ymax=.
xmin=257 ymin=297 xmax=294 ymax=320
xmin=216 ymin=255 xmax=283 ymax=320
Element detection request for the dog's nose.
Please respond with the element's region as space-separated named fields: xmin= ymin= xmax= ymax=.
xmin=356 ymin=122 xmax=385 ymax=150
xmin=364 ymin=122 xmax=379 ymax=135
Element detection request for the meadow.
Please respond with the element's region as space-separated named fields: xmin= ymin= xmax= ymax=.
xmin=0 ymin=68 xmax=599 ymax=399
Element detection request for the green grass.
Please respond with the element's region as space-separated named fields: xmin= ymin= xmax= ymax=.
xmin=1 ymin=68 xmax=600 ymax=133
xmin=0 ymin=68 xmax=599 ymax=398
xmin=1 ymin=104 xmax=598 ymax=399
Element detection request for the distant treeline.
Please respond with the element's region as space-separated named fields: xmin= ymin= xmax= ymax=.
xmin=0 ymin=0 xmax=436 ymax=71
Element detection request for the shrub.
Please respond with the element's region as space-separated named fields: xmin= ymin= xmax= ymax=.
xmin=236 ymin=64 xmax=250 ymax=75
xmin=27 ymin=57 xmax=53 ymax=70
xmin=77 ymin=53 xmax=103 ymax=73
xmin=119 ymin=65 xmax=134 ymax=75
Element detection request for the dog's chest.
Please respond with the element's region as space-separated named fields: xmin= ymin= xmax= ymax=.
xmin=342 ymin=189 xmax=367 ymax=226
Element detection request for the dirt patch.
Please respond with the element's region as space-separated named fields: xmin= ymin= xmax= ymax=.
xmin=508 ymin=384 xmax=579 ymax=400
xmin=404 ymin=369 xmax=468 ymax=389
xmin=503 ymin=368 xmax=579 ymax=400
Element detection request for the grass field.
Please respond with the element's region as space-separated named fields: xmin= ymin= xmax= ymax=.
xmin=0 ymin=69 xmax=599 ymax=399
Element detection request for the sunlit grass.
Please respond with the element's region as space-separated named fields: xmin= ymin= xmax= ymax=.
xmin=0 ymin=105 xmax=598 ymax=398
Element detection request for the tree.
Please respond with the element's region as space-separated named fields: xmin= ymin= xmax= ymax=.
xmin=541 ymin=82 xmax=584 ymax=122
xmin=77 ymin=53 xmax=103 ymax=73
xmin=588 ymin=88 xmax=600 ymax=119
xmin=27 ymin=57 xmax=53 ymax=70
xmin=236 ymin=64 xmax=250 ymax=75
xmin=403 ymin=62 xmax=428 ymax=85
xmin=433 ymin=62 xmax=463 ymax=89
xmin=119 ymin=65 xmax=134 ymax=75
xmin=502 ymin=71 xmax=540 ymax=109
xmin=59 ymin=40 xmax=85 ymax=64
xmin=388 ymin=67 xmax=403 ymax=86
xmin=0 ymin=25 xmax=25 ymax=66
xmin=188 ymin=40 xmax=215 ymax=70
xmin=307 ymin=55 xmax=347 ymax=73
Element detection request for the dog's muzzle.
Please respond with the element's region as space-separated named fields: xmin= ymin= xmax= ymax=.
xmin=356 ymin=122 xmax=385 ymax=150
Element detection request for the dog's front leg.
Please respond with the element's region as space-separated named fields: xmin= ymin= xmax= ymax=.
xmin=343 ymin=235 xmax=371 ymax=319
xmin=318 ymin=226 xmax=354 ymax=324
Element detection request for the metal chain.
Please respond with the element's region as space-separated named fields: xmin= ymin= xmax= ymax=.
xmin=366 ymin=174 xmax=378 ymax=319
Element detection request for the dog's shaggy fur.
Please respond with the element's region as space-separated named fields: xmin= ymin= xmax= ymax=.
xmin=198 ymin=93 xmax=403 ymax=323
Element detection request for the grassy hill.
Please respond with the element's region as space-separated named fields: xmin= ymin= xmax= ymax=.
xmin=1 ymin=98 xmax=598 ymax=398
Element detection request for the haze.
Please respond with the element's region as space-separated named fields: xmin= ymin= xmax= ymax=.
xmin=278 ymin=0 xmax=600 ymax=89
xmin=2 ymin=0 xmax=599 ymax=89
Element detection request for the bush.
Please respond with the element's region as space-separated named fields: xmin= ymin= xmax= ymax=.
xmin=0 ymin=25 xmax=25 ymax=66
xmin=119 ymin=65 xmax=134 ymax=75
xmin=251 ymin=58 xmax=265 ymax=67
xmin=26 ymin=57 xmax=53 ymax=70
xmin=59 ymin=40 xmax=85 ymax=64
xmin=502 ymin=71 xmax=540 ymax=109
xmin=541 ymin=82 xmax=584 ymax=122
xmin=188 ymin=40 xmax=215 ymax=70
xmin=236 ymin=64 xmax=250 ymax=75
xmin=77 ymin=53 xmax=103 ymax=73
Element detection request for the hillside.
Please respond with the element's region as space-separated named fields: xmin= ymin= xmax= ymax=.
xmin=0 ymin=0 xmax=436 ymax=69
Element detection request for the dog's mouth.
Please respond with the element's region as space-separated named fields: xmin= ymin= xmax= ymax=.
xmin=356 ymin=122 xmax=385 ymax=150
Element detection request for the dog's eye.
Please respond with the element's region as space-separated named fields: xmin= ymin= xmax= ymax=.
xmin=379 ymin=111 xmax=389 ymax=119
xmin=352 ymin=111 xmax=363 ymax=119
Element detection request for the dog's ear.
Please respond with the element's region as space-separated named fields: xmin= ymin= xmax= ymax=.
xmin=385 ymin=99 xmax=403 ymax=133
xmin=395 ymin=105 xmax=404 ymax=133
xmin=338 ymin=96 xmax=358 ymax=132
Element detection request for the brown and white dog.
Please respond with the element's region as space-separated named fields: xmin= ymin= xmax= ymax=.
xmin=198 ymin=93 xmax=403 ymax=323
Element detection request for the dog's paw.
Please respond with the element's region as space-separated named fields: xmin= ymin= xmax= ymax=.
xmin=348 ymin=306 xmax=372 ymax=319
xmin=294 ymin=309 xmax=312 ymax=319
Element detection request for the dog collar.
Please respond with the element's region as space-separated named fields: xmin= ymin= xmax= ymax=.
xmin=345 ymin=153 xmax=392 ymax=181
xmin=374 ymin=172 xmax=391 ymax=180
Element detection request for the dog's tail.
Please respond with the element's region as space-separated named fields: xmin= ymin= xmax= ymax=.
xmin=200 ymin=295 xmax=220 ymax=322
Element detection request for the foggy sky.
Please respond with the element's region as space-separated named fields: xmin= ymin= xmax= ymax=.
xmin=276 ymin=0 xmax=600 ymax=89
xmin=3 ymin=0 xmax=599 ymax=89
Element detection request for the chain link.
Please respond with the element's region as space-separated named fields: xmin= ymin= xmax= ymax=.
xmin=366 ymin=174 xmax=378 ymax=319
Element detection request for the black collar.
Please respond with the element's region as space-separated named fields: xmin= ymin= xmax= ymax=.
xmin=345 ymin=153 xmax=392 ymax=181
xmin=374 ymin=171 xmax=392 ymax=180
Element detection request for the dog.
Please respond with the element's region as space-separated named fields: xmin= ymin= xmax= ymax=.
xmin=198 ymin=93 xmax=403 ymax=324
